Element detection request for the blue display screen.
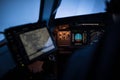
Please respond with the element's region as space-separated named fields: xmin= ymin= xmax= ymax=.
xmin=75 ymin=33 xmax=82 ymax=41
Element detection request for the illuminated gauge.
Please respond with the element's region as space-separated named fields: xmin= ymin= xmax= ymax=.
xmin=75 ymin=33 xmax=82 ymax=42
xmin=57 ymin=31 xmax=71 ymax=46
xmin=57 ymin=31 xmax=71 ymax=40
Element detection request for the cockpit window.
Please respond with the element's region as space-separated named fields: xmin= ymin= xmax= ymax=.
xmin=0 ymin=0 xmax=41 ymax=41
xmin=55 ymin=0 xmax=106 ymax=18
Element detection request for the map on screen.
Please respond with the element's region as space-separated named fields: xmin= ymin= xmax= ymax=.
xmin=20 ymin=27 xmax=55 ymax=60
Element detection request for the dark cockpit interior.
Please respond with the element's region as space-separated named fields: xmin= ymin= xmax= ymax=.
xmin=0 ymin=0 xmax=120 ymax=80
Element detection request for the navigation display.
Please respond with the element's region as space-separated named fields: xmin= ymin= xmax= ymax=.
xmin=57 ymin=31 xmax=71 ymax=46
xmin=20 ymin=27 xmax=55 ymax=60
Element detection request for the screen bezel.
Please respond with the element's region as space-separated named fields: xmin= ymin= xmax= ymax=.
xmin=18 ymin=26 xmax=56 ymax=64
xmin=5 ymin=23 xmax=56 ymax=65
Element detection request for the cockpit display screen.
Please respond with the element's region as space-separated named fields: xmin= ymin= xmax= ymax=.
xmin=20 ymin=27 xmax=55 ymax=60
